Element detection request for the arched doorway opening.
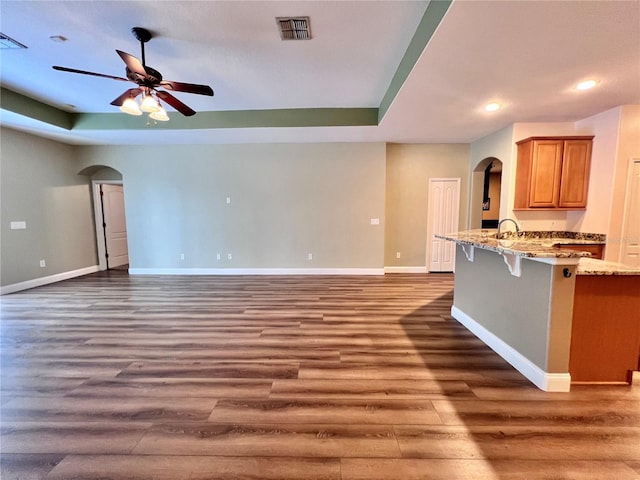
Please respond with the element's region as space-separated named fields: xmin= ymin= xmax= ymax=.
xmin=79 ymin=165 xmax=128 ymax=271
xmin=470 ymin=157 xmax=503 ymax=230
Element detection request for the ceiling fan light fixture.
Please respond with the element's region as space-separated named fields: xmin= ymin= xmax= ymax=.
xmin=120 ymin=97 xmax=142 ymax=115
xmin=149 ymin=105 xmax=169 ymax=122
xmin=140 ymin=92 xmax=160 ymax=113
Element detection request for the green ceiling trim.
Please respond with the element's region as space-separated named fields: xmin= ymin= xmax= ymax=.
xmin=1 ymin=86 xmax=377 ymax=130
xmin=72 ymin=108 xmax=379 ymax=130
xmin=2 ymin=2 xmax=450 ymax=134
xmin=1 ymin=87 xmax=74 ymax=129
xmin=378 ymin=0 xmax=453 ymax=122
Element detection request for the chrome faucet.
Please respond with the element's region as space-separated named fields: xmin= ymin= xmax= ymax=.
xmin=497 ymin=218 xmax=520 ymax=238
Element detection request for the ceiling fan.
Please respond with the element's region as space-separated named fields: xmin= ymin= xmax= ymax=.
xmin=52 ymin=27 xmax=213 ymax=119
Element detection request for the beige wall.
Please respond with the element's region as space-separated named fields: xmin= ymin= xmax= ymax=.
xmin=385 ymin=143 xmax=470 ymax=267
xmin=0 ymin=128 xmax=97 ymax=286
xmin=76 ymin=143 xmax=386 ymax=271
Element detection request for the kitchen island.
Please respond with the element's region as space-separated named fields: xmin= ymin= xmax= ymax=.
xmin=438 ymin=230 xmax=640 ymax=392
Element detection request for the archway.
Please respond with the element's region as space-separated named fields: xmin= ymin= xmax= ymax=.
xmin=78 ymin=166 xmax=128 ymax=271
xmin=470 ymin=157 xmax=503 ymax=230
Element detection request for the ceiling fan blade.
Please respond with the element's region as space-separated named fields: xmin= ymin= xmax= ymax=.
xmin=110 ymin=88 xmax=142 ymax=106
xmin=156 ymin=90 xmax=196 ymax=116
xmin=159 ymin=80 xmax=214 ymax=96
xmin=116 ymin=50 xmax=148 ymax=79
xmin=52 ymin=66 xmax=129 ymax=82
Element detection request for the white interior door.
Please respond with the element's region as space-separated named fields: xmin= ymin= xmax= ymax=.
xmin=428 ymin=178 xmax=460 ymax=272
xmin=621 ymin=159 xmax=640 ymax=267
xmin=102 ymin=184 xmax=129 ymax=268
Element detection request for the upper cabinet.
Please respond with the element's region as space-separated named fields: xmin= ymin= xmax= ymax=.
xmin=514 ymin=136 xmax=594 ymax=210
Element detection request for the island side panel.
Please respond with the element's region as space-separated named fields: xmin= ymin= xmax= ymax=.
xmin=451 ymin=246 xmax=573 ymax=375
xmin=570 ymin=275 xmax=640 ymax=383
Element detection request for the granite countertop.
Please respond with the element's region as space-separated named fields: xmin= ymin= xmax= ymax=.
xmin=436 ymin=230 xmax=597 ymax=259
xmin=577 ymin=258 xmax=640 ymax=276
xmin=438 ymin=230 xmax=640 ymax=275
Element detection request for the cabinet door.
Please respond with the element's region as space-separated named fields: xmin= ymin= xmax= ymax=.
xmin=559 ymin=140 xmax=592 ymax=208
xmin=529 ymin=140 xmax=563 ymax=207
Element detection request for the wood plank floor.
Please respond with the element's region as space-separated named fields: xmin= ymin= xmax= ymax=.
xmin=1 ymin=271 xmax=639 ymax=479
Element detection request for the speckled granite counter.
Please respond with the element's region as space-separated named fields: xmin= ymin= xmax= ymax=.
xmin=577 ymin=258 xmax=640 ymax=275
xmin=438 ymin=230 xmax=639 ymax=275
xmin=436 ymin=230 xmax=603 ymax=259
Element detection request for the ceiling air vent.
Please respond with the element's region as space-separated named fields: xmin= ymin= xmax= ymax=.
xmin=276 ymin=17 xmax=311 ymax=40
xmin=0 ymin=32 xmax=27 ymax=49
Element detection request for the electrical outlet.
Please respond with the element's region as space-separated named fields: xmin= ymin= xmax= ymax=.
xmin=227 ymin=253 xmax=232 ymax=260
xmin=226 ymin=197 xmax=231 ymax=205
xmin=370 ymin=218 xmax=380 ymax=225
xmin=307 ymin=253 xmax=313 ymax=260
xmin=180 ymin=253 xmax=185 ymax=260
xmin=216 ymin=253 xmax=221 ymax=260
xmin=396 ymin=252 xmax=401 ymax=259
xmin=39 ymin=259 xmax=46 ymax=268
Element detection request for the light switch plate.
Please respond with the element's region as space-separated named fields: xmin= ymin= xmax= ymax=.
xmin=10 ymin=221 xmax=26 ymax=230
xmin=370 ymin=218 xmax=380 ymax=225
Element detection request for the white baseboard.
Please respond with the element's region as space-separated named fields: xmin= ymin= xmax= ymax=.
xmin=129 ymin=267 xmax=385 ymax=276
xmin=451 ymin=305 xmax=571 ymax=392
xmin=1 ymin=265 xmax=100 ymax=295
xmin=384 ymin=266 xmax=428 ymax=274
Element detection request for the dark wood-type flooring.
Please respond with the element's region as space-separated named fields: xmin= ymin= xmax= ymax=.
xmin=1 ymin=271 xmax=639 ymax=479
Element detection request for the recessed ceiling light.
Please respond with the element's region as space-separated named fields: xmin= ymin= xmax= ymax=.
xmin=576 ymin=79 xmax=598 ymax=90
xmin=484 ymin=102 xmax=501 ymax=112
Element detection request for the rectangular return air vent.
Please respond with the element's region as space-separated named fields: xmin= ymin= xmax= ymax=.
xmin=0 ymin=33 xmax=27 ymax=49
xmin=276 ymin=17 xmax=311 ymax=40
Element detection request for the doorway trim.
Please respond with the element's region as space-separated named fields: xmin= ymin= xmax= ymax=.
xmin=619 ymin=157 xmax=640 ymax=265
xmin=92 ymin=180 xmax=123 ymax=271
xmin=426 ymin=177 xmax=461 ymax=272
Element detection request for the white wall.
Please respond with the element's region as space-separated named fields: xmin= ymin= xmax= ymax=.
xmin=468 ymin=107 xmax=640 ymax=259
xmin=469 ymin=124 xmax=513 ymax=229
xmin=572 ymin=107 xmax=622 ymax=235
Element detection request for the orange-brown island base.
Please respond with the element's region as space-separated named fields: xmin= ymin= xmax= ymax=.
xmin=570 ymin=275 xmax=640 ymax=383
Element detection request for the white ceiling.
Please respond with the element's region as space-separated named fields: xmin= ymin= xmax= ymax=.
xmin=1 ymin=0 xmax=639 ymax=145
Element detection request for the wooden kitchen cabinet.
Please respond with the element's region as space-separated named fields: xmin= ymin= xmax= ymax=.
xmin=514 ymin=136 xmax=594 ymax=210
xmin=554 ymin=243 xmax=605 ymax=259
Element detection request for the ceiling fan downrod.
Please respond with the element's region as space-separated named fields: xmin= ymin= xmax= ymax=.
xmin=131 ymin=27 xmax=151 ymax=67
